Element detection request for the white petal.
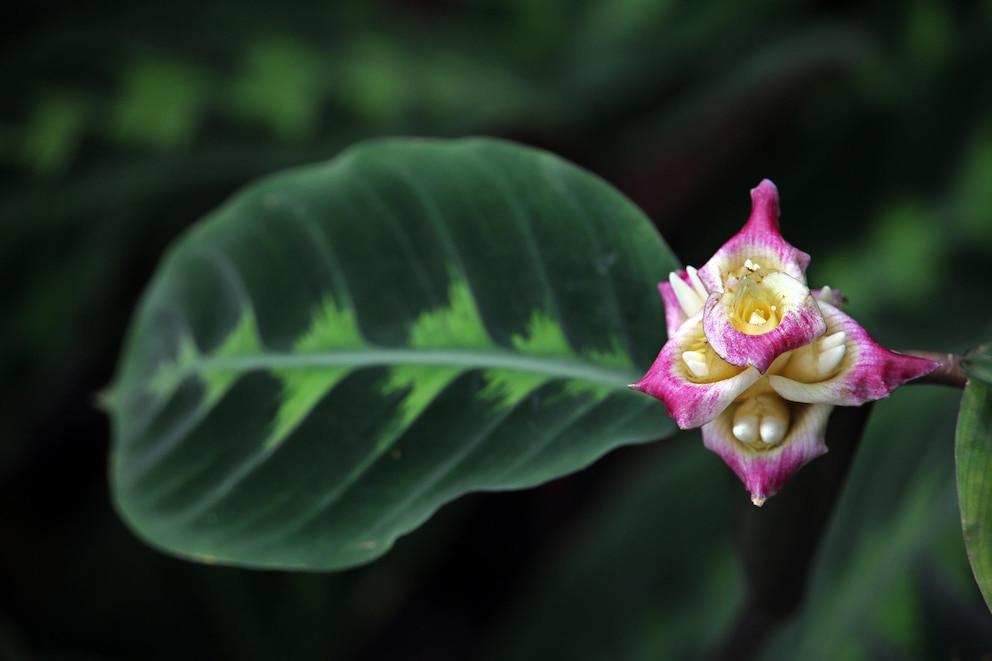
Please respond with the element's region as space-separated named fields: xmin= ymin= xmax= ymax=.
xmin=687 ymin=266 xmax=708 ymax=300
xmin=669 ymin=271 xmax=705 ymax=317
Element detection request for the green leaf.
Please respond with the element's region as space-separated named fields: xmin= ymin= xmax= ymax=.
xmin=109 ymin=137 xmax=678 ymax=570
xmin=956 ymin=379 xmax=992 ymax=613
xmin=962 ymin=344 xmax=992 ymax=386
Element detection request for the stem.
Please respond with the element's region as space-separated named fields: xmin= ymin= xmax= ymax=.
xmin=903 ymin=350 xmax=967 ymax=389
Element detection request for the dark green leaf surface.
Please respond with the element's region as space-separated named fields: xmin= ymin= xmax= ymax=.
xmin=956 ymin=379 xmax=992 ymax=613
xmin=109 ymin=138 xmax=678 ymax=570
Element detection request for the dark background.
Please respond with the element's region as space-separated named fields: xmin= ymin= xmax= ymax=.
xmin=3 ymin=0 xmax=992 ymax=659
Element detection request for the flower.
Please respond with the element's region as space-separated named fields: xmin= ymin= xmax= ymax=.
xmin=631 ymin=180 xmax=938 ymax=505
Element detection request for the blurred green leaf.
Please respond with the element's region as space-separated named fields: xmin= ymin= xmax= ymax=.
xmin=904 ymin=0 xmax=953 ymax=67
xmin=337 ymin=37 xmax=413 ymax=126
xmin=109 ymin=138 xmax=678 ymax=570
xmin=15 ymin=92 xmax=90 ymax=175
xmin=953 ymin=122 xmax=992 ymax=244
xmin=109 ymin=58 xmax=208 ymax=149
xmin=576 ymin=0 xmax=674 ymax=45
xmin=817 ymin=201 xmax=941 ymax=313
xmin=224 ymin=37 xmax=323 ymax=141
xmin=963 ymin=345 xmax=992 ymax=385
xmin=956 ymin=379 xmax=992 ymax=614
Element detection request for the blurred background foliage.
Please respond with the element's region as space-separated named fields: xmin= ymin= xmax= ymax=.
xmin=2 ymin=0 xmax=992 ymax=658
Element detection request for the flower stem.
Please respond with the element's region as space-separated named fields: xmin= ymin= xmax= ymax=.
xmin=903 ymin=350 xmax=968 ymax=389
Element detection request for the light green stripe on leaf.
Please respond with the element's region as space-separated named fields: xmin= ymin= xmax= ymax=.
xmin=585 ymin=337 xmax=635 ymax=370
xmin=265 ymin=367 xmax=351 ymax=451
xmin=477 ymin=310 xmax=569 ymax=410
xmin=201 ymin=309 xmax=264 ymax=404
xmin=320 ymin=364 xmax=465 ymax=496
xmin=480 ymin=369 xmax=548 ymax=410
xmin=481 ymin=310 xmax=634 ymax=409
xmin=383 ymin=364 xmax=464 ymax=429
xmin=562 ymin=378 xmax=614 ymax=401
xmin=146 ymin=308 xmax=266 ymax=403
xmin=365 ymin=274 xmax=487 ymax=434
xmin=512 ymin=310 xmax=572 ymax=356
xmin=147 ymin=333 xmax=201 ymax=398
xmin=265 ymin=297 xmax=364 ymax=451
xmin=409 ymin=275 xmax=492 ymax=349
xmin=295 ymin=297 xmax=365 ymax=351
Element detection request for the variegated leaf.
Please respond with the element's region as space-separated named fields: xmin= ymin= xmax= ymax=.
xmin=109 ymin=138 xmax=678 ymax=570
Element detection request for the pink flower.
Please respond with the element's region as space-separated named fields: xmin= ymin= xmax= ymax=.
xmin=631 ymin=181 xmax=938 ymax=505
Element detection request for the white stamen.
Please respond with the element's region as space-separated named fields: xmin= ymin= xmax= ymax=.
xmin=733 ymin=394 xmax=792 ymax=446
xmin=820 ymin=331 xmax=846 ymax=351
xmin=818 ymin=285 xmax=838 ymax=306
xmin=759 ymin=418 xmax=786 ymax=444
xmin=818 ymin=345 xmax=846 ymax=374
xmin=682 ymin=350 xmax=709 ymax=378
xmin=733 ymin=414 xmax=760 ymax=443
xmin=784 ymin=332 xmax=848 ymax=381
xmin=686 ymin=265 xmax=708 ymax=300
xmin=669 ymin=271 xmax=705 ymax=317
xmin=748 ymin=310 xmax=768 ymax=325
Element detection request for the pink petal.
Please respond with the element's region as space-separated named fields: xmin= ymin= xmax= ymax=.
xmin=630 ymin=314 xmax=761 ymax=429
xmin=697 ymin=179 xmax=812 ymax=292
xmin=702 ymin=275 xmax=827 ymax=373
xmin=702 ymin=402 xmax=832 ymax=505
xmin=767 ymin=300 xmax=939 ymax=405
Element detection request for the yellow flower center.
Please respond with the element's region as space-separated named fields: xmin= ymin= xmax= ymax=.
xmin=719 ymin=258 xmax=815 ymax=338
xmin=731 ymin=271 xmax=781 ymax=334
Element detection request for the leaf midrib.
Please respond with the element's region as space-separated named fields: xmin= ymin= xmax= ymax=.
xmin=181 ymin=346 xmax=640 ymax=389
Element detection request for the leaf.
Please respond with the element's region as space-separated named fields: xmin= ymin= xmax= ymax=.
xmin=109 ymin=137 xmax=679 ymax=570
xmin=963 ymin=343 xmax=992 ymax=386
xmin=956 ymin=378 xmax=992 ymax=613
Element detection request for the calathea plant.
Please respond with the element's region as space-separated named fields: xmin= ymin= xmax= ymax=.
xmin=107 ymin=137 xmax=992 ymax=619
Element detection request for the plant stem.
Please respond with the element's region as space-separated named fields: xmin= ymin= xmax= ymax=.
xmin=903 ymin=350 xmax=968 ymax=389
